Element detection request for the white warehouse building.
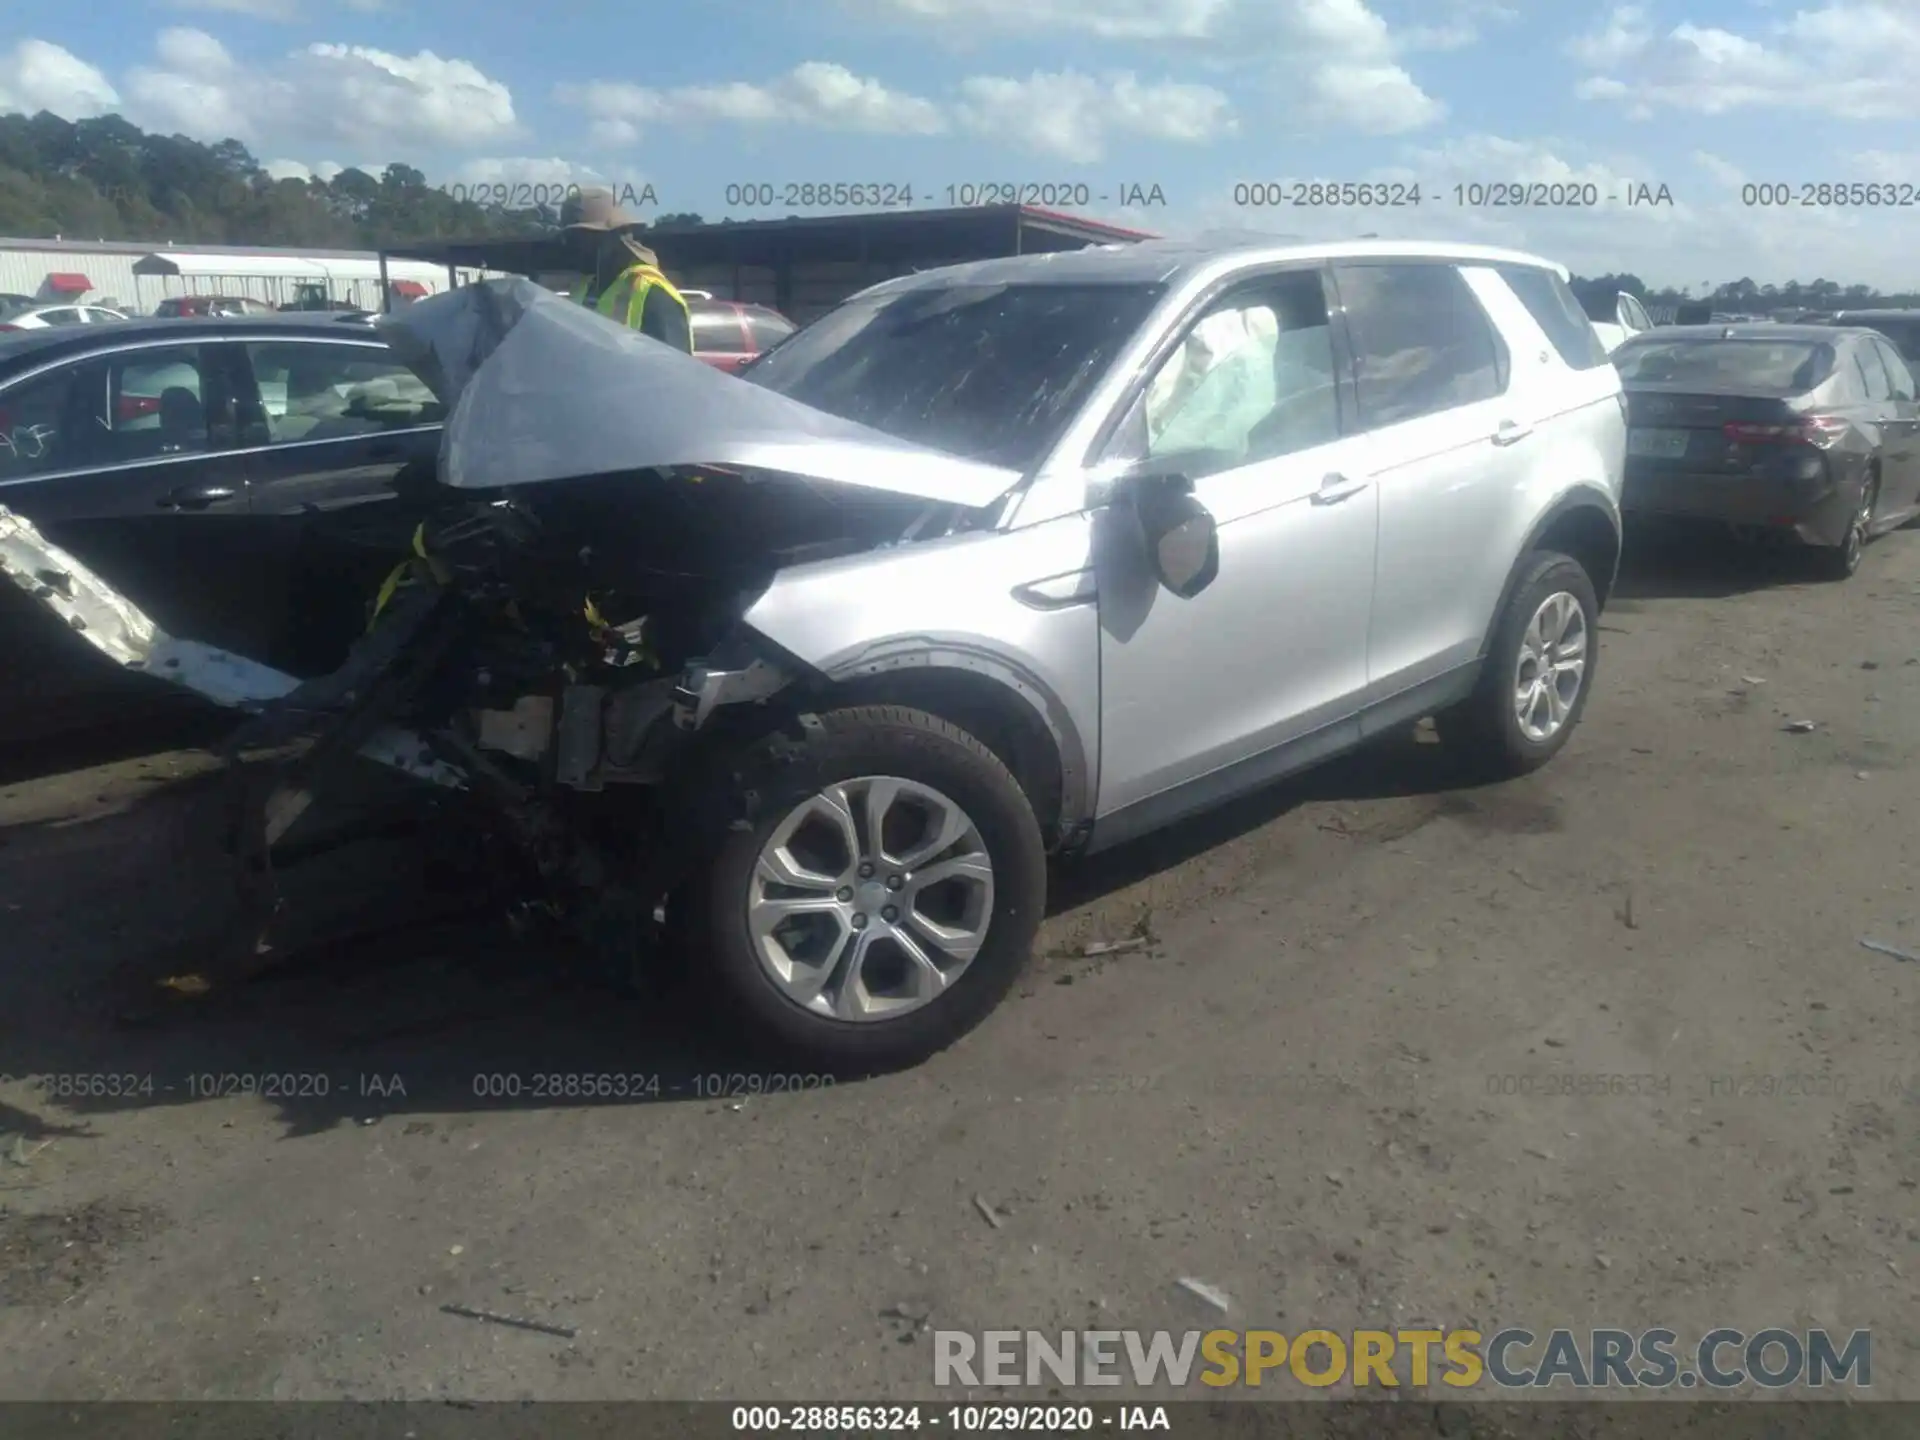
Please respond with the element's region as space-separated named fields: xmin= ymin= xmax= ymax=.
xmin=0 ymin=237 xmax=493 ymax=314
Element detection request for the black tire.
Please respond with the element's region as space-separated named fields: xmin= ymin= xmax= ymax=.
xmin=1813 ymin=474 xmax=1875 ymax=582
xmin=1438 ymin=550 xmax=1600 ymax=780
xmin=689 ymin=704 xmax=1047 ymax=1074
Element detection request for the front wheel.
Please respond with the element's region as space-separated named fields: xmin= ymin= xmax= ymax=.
xmin=690 ymin=704 xmax=1047 ymax=1074
xmin=1437 ymin=551 xmax=1599 ymax=779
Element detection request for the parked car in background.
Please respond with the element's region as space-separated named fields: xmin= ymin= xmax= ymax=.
xmin=0 ymin=314 xmax=447 ymax=743
xmin=1582 ymin=289 xmax=1654 ymax=352
xmin=0 ymin=302 xmax=130 ymax=331
xmin=1826 ymin=309 xmax=1920 ymax=367
xmin=1614 ymin=324 xmax=1920 ymax=578
xmin=690 ymin=298 xmax=796 ymax=373
xmin=151 ymin=295 xmax=278 ymax=319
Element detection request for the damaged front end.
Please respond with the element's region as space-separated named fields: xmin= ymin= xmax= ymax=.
xmin=1 ymin=277 xmax=1023 ymax=981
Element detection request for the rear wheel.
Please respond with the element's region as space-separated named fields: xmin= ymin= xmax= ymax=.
xmin=1814 ymin=475 xmax=1876 ymax=581
xmin=690 ymin=705 xmax=1047 ymax=1074
xmin=1437 ymin=551 xmax=1598 ymax=779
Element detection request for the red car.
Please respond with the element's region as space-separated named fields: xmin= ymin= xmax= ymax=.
xmin=688 ymin=297 xmax=795 ymax=373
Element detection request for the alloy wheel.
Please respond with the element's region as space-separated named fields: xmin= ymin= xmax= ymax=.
xmin=1512 ymin=591 xmax=1588 ymax=744
xmin=746 ymin=776 xmax=995 ymax=1021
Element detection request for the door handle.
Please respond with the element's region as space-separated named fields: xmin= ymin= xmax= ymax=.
xmin=1492 ymin=420 xmax=1533 ymax=446
xmin=159 ymin=483 xmax=237 ymax=510
xmin=1313 ymin=472 xmax=1370 ymax=504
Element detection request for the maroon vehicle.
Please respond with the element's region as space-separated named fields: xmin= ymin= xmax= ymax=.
xmin=688 ymin=297 xmax=795 ymax=373
xmin=152 ymin=295 xmax=278 ymax=318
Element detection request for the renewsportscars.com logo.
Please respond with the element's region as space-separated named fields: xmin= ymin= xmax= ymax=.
xmin=933 ymin=1328 xmax=1872 ymax=1391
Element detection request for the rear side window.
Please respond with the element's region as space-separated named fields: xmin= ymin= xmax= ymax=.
xmin=1334 ymin=263 xmax=1508 ymax=429
xmin=1498 ymin=266 xmax=1610 ymax=370
xmin=1874 ymin=339 xmax=1915 ymax=400
xmin=1866 ymin=319 xmax=1920 ymax=363
xmin=1855 ymin=343 xmax=1894 ymax=401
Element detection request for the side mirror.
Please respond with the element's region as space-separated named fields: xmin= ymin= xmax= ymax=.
xmin=1121 ymin=462 xmax=1220 ymax=599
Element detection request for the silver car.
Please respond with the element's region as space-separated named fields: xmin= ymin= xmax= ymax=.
xmin=1 ymin=239 xmax=1625 ymax=1071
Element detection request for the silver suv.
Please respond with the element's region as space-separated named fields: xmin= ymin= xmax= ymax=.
xmin=685 ymin=238 xmax=1627 ymax=1066
xmin=1 ymin=239 xmax=1626 ymax=1073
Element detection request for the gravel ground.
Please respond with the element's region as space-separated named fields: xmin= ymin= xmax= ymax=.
xmin=0 ymin=527 xmax=1916 ymax=1403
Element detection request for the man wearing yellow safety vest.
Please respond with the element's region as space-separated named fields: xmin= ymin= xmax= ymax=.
xmin=560 ymin=187 xmax=692 ymax=352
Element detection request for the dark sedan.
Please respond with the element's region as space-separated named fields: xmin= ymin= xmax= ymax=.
xmin=1614 ymin=324 xmax=1920 ymax=579
xmin=0 ymin=314 xmax=445 ymax=742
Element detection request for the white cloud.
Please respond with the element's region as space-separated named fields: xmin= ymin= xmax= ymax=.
xmin=1310 ymin=63 xmax=1444 ymax=132
xmin=126 ymin=29 xmax=518 ymax=153
xmin=1566 ymin=5 xmax=1651 ymax=67
xmin=844 ymin=0 xmax=1234 ymax=41
xmin=844 ymin=0 xmax=1445 ymax=133
xmin=559 ymin=63 xmax=944 ymax=144
xmin=1396 ymin=0 xmax=1518 ymax=50
xmin=452 ymin=156 xmax=605 ymax=186
xmin=165 ymin=0 xmax=298 ymax=18
xmin=955 ymin=71 xmax=1233 ymax=161
xmin=0 ymin=39 xmax=120 ymax=118
xmin=1573 ymin=2 xmax=1920 ymax=119
xmin=1690 ymin=150 xmax=1746 ymax=189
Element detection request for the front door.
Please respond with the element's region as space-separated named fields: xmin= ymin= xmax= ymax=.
xmin=1093 ymin=266 xmax=1378 ymax=834
xmin=230 ymin=337 xmax=446 ymax=671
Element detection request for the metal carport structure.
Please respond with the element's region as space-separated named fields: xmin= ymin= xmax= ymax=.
xmin=377 ymin=204 xmax=1157 ymax=322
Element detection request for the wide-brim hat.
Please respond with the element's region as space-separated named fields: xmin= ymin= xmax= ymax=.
xmin=562 ymin=187 xmax=658 ymax=265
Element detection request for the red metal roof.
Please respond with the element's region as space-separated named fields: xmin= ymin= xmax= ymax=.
xmin=1018 ymin=206 xmax=1158 ymax=241
xmin=45 ymin=272 xmax=90 ymax=292
xmin=388 ymin=278 xmax=427 ymax=297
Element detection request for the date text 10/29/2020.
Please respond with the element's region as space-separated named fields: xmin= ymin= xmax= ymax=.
xmin=440 ymin=181 xmax=658 ymax=209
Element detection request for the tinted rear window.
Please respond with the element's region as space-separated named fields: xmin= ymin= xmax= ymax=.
xmin=1500 ymin=266 xmax=1610 ymax=370
xmin=1614 ymin=338 xmax=1836 ymax=392
xmin=743 ymin=282 xmax=1163 ymax=470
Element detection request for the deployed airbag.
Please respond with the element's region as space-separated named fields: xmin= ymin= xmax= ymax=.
xmin=376 ymin=278 xmax=1022 ymax=509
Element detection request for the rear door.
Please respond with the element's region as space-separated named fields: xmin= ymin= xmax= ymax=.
xmin=1863 ymin=338 xmax=1920 ymax=513
xmin=231 ymin=336 xmax=445 ymax=669
xmin=1329 ymin=260 xmax=1531 ymax=698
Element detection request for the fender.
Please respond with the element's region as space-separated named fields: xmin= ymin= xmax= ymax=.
xmin=1478 ymin=483 xmax=1622 ymax=659
xmin=802 ymin=634 xmax=1097 ymax=839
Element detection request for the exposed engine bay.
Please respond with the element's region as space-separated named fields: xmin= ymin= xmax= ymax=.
xmin=0 ymin=275 xmax=1027 ymax=984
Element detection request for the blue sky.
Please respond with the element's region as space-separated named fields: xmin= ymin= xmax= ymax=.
xmin=3 ymin=0 xmax=1919 ymax=288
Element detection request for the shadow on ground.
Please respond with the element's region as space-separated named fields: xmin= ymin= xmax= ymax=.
xmin=1612 ymin=521 xmax=1817 ymax=602
xmin=0 ymin=718 xmax=1494 ymax=1136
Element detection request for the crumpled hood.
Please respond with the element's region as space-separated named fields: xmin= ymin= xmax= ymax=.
xmin=375 ymin=277 xmax=1022 ymax=509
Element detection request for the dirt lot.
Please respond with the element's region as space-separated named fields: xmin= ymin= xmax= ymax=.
xmin=0 ymin=527 xmax=1916 ymax=1403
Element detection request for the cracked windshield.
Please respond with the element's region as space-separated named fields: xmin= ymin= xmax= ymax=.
xmin=0 ymin=0 xmax=1911 ymax=1435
